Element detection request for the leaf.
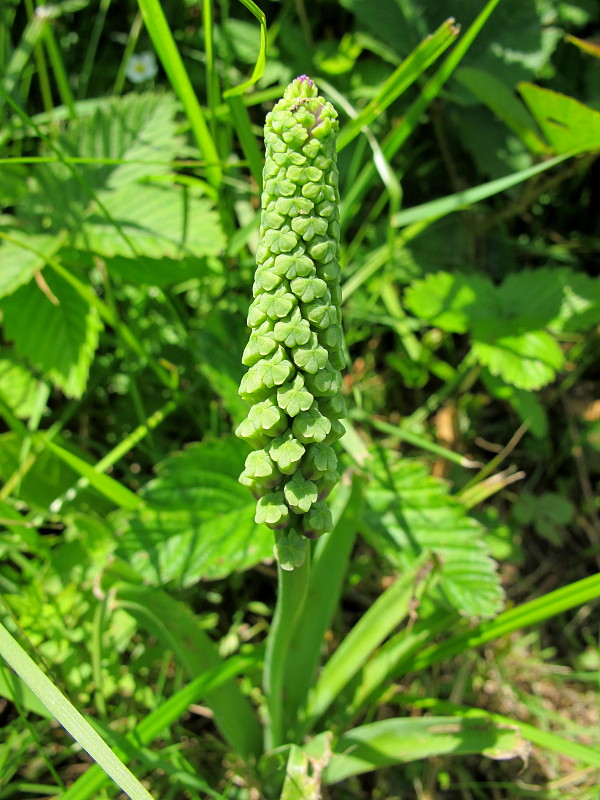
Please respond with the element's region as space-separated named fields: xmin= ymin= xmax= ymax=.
xmin=481 ymin=369 xmax=548 ymax=438
xmin=404 ymin=271 xmax=497 ymax=333
xmin=76 ymin=183 xmax=225 ymax=259
xmin=472 ymin=328 xmax=564 ymax=390
xmin=114 ymin=438 xmax=272 ymax=586
xmin=456 ymin=67 xmax=547 ymax=154
xmin=0 ymin=432 xmax=114 ymax=515
xmin=518 ymin=83 xmax=600 ymax=154
xmin=323 ymin=716 xmax=525 ymax=784
xmin=0 ymin=349 xmax=41 ymax=419
xmin=0 ymin=269 xmax=102 ymax=398
xmin=364 ymin=453 xmax=503 ymax=618
xmin=0 ymin=232 xmax=60 ymax=298
xmin=549 ymin=270 xmax=600 ymax=333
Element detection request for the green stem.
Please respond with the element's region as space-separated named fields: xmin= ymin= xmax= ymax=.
xmin=264 ymin=553 xmax=311 ymax=750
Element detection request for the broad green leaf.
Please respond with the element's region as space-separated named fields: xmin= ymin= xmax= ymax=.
xmin=518 ymin=83 xmax=600 ymax=154
xmin=0 ymin=232 xmax=60 ymax=298
xmin=77 ymin=183 xmax=225 ymax=259
xmin=102 ymin=254 xmax=218 ymax=287
xmin=0 ymin=349 xmax=41 ymax=419
xmin=0 ymin=269 xmax=102 ymax=398
xmin=114 ymin=438 xmax=272 ymax=585
xmin=322 ymin=716 xmax=525 ymax=784
xmin=364 ymin=453 xmax=503 ymax=618
xmin=456 ymin=67 xmax=546 ymax=153
xmin=403 ymin=271 xmax=497 ymax=333
xmin=472 ymin=327 xmax=564 ymax=390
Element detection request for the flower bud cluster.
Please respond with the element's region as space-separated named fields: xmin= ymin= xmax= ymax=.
xmin=237 ymin=76 xmax=345 ymax=539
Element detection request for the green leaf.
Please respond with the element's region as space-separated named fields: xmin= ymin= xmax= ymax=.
xmin=404 ymin=271 xmax=497 ymax=333
xmin=0 ymin=269 xmax=102 ymax=398
xmin=364 ymin=453 xmax=503 ymax=618
xmin=518 ymin=83 xmax=600 ymax=154
xmin=472 ymin=328 xmax=564 ymax=390
xmin=0 ymin=349 xmax=41 ymax=419
xmin=0 ymin=232 xmax=60 ymax=298
xmin=549 ymin=270 xmax=600 ymax=333
xmin=322 ymin=716 xmax=525 ymax=784
xmin=456 ymin=67 xmax=547 ymax=153
xmin=481 ymin=369 xmax=548 ymax=438
xmin=114 ymin=438 xmax=271 ymax=586
xmin=77 ymin=184 xmax=225 ymax=259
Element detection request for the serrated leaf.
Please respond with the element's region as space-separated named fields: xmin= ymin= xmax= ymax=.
xmin=549 ymin=270 xmax=600 ymax=333
xmin=364 ymin=454 xmax=503 ymax=617
xmin=0 ymin=349 xmax=41 ymax=419
xmin=518 ymin=83 xmax=600 ymax=154
xmin=0 ymin=270 xmax=102 ymax=398
xmin=77 ymin=183 xmax=225 ymax=259
xmin=0 ymin=232 xmax=60 ymax=298
xmin=472 ymin=327 xmax=564 ymax=390
xmin=404 ymin=272 xmax=497 ymax=333
xmin=114 ymin=438 xmax=272 ymax=585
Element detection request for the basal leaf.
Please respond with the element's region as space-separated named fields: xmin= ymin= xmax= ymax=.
xmin=114 ymin=438 xmax=272 ymax=585
xmin=0 ymin=270 xmax=102 ymax=398
xmin=323 ymin=716 xmax=524 ymax=784
xmin=364 ymin=453 xmax=503 ymax=618
xmin=518 ymin=83 xmax=600 ymax=154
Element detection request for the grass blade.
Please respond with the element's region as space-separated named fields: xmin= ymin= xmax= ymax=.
xmin=0 ymin=620 xmax=155 ymax=800
xmin=340 ymin=0 xmax=504 ymax=228
xmin=136 ymin=0 xmax=222 ymax=188
xmin=337 ymin=18 xmax=460 ymax=152
xmin=222 ymin=0 xmax=267 ymax=97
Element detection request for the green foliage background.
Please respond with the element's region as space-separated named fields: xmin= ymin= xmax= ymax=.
xmin=1 ymin=0 xmax=599 ymax=797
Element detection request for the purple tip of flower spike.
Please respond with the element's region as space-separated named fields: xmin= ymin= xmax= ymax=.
xmin=297 ymin=74 xmax=314 ymax=87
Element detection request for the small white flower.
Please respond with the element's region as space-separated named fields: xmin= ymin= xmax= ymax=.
xmin=126 ymin=52 xmax=158 ymax=84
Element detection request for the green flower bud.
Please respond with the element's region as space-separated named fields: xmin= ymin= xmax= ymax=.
xmin=237 ymin=75 xmax=347 ymax=553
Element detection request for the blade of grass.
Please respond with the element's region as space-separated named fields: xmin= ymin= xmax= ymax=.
xmin=136 ymin=0 xmax=222 ymax=188
xmin=373 ymin=572 xmax=600 ymax=684
xmin=282 ymin=474 xmax=366 ymax=742
xmin=0 ymin=620 xmax=155 ymax=800
xmin=391 ymin=152 xmax=573 ymax=228
xmin=0 ymin=9 xmax=50 ymax=120
xmin=113 ymin=582 xmax=262 ymax=760
xmin=40 ymin=436 xmax=143 ymax=511
xmin=222 ymin=0 xmax=267 ymax=97
xmin=79 ymin=0 xmax=112 ymax=98
xmin=42 ymin=23 xmax=76 ymax=118
xmin=300 ymin=553 xmax=434 ymax=737
xmin=411 ymin=698 xmax=600 ymax=769
xmin=337 ymin=18 xmax=460 ymax=152
xmin=60 ymin=655 xmax=255 ymax=800
xmin=340 ymin=0 xmax=504 ymax=229
xmin=227 ymin=93 xmax=263 ymax=189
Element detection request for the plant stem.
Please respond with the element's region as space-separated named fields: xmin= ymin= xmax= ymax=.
xmin=264 ymin=552 xmax=311 ymax=751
